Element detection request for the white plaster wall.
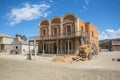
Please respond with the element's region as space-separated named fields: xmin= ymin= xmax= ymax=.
xmin=3 ymin=38 xmax=13 ymax=44
xmin=22 ymin=45 xmax=34 ymax=54
xmin=4 ymin=44 xmax=11 ymax=52
xmin=11 ymin=44 xmax=22 ymax=50
xmin=22 ymin=45 xmax=29 ymax=54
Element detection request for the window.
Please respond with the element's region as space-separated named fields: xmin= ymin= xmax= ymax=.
xmin=67 ymin=26 xmax=71 ymax=33
xmin=42 ymin=29 xmax=46 ymax=36
xmin=92 ymin=31 xmax=94 ymax=37
xmin=81 ymin=26 xmax=83 ymax=31
xmin=53 ymin=27 xmax=57 ymax=35
xmin=67 ymin=26 xmax=71 ymax=36
xmin=16 ymin=46 xmax=18 ymax=49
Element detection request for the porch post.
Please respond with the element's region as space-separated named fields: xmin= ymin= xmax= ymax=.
xmin=68 ymin=39 xmax=70 ymax=54
xmin=28 ymin=41 xmax=30 ymax=54
xmin=61 ymin=40 xmax=62 ymax=54
xmin=57 ymin=40 xmax=58 ymax=55
xmin=29 ymin=41 xmax=32 ymax=60
xmin=48 ymin=43 xmax=50 ymax=54
xmin=42 ymin=40 xmax=44 ymax=54
xmin=34 ymin=40 xmax=36 ymax=60
xmin=52 ymin=44 xmax=53 ymax=54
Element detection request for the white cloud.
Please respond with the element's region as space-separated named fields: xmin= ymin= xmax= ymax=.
xmin=99 ymin=28 xmax=120 ymax=40
xmin=83 ymin=0 xmax=90 ymax=11
xmin=85 ymin=0 xmax=89 ymax=5
xmin=106 ymin=29 xmax=114 ymax=33
xmin=83 ymin=5 xmax=87 ymax=11
xmin=7 ymin=3 xmax=51 ymax=26
xmin=49 ymin=0 xmax=53 ymax=3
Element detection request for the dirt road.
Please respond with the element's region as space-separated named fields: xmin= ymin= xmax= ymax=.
xmin=0 ymin=51 xmax=120 ymax=80
xmin=0 ymin=59 xmax=119 ymax=80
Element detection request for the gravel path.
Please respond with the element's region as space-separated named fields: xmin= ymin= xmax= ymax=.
xmin=0 ymin=58 xmax=120 ymax=80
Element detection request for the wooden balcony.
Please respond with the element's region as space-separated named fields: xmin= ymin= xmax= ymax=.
xmin=29 ymin=31 xmax=87 ymax=41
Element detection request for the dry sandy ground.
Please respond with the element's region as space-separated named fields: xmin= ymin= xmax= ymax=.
xmin=0 ymin=51 xmax=120 ymax=80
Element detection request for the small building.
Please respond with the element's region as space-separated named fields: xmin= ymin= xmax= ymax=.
xmin=99 ymin=39 xmax=110 ymax=52
xmin=0 ymin=33 xmax=13 ymax=53
xmin=109 ymin=38 xmax=120 ymax=51
xmin=11 ymin=34 xmax=33 ymax=54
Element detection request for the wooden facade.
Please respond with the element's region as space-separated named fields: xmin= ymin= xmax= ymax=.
xmin=29 ymin=13 xmax=99 ymax=55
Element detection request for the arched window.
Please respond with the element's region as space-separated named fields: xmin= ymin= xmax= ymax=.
xmin=63 ymin=15 xmax=75 ymax=23
xmin=40 ymin=20 xmax=49 ymax=26
xmin=42 ymin=29 xmax=46 ymax=36
xmin=66 ymin=26 xmax=71 ymax=36
xmin=53 ymin=27 xmax=57 ymax=35
xmin=51 ymin=18 xmax=61 ymax=24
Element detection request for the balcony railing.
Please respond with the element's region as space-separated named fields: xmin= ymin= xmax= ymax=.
xmin=50 ymin=34 xmax=60 ymax=39
xmin=29 ymin=31 xmax=87 ymax=41
xmin=38 ymin=49 xmax=75 ymax=54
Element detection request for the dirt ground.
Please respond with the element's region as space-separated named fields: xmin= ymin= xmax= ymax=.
xmin=0 ymin=51 xmax=120 ymax=80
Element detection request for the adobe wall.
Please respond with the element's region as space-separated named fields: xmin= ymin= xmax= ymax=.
xmin=85 ymin=22 xmax=99 ymax=51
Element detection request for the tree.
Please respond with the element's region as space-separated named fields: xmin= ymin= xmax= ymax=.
xmin=21 ymin=35 xmax=27 ymax=41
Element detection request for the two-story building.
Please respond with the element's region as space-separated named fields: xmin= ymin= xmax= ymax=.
xmin=30 ymin=13 xmax=99 ymax=55
xmin=0 ymin=33 xmax=13 ymax=53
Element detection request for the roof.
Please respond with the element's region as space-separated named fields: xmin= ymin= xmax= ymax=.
xmin=111 ymin=38 xmax=120 ymax=45
xmin=0 ymin=33 xmax=13 ymax=38
xmin=12 ymin=38 xmax=28 ymax=45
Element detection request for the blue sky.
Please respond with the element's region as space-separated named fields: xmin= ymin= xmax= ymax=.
xmin=0 ymin=0 xmax=120 ymax=40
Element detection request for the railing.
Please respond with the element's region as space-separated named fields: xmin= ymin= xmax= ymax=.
xmin=29 ymin=31 xmax=87 ymax=41
xmin=37 ymin=49 xmax=75 ymax=54
xmin=50 ymin=34 xmax=61 ymax=39
xmin=62 ymin=32 xmax=74 ymax=38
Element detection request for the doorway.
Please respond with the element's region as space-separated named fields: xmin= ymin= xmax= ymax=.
xmin=53 ymin=43 xmax=57 ymax=54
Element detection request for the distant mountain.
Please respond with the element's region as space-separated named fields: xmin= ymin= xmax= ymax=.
xmin=99 ymin=39 xmax=111 ymax=46
xmin=99 ymin=39 xmax=111 ymax=42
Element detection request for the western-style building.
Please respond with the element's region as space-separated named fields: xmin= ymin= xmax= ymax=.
xmin=29 ymin=13 xmax=99 ymax=55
